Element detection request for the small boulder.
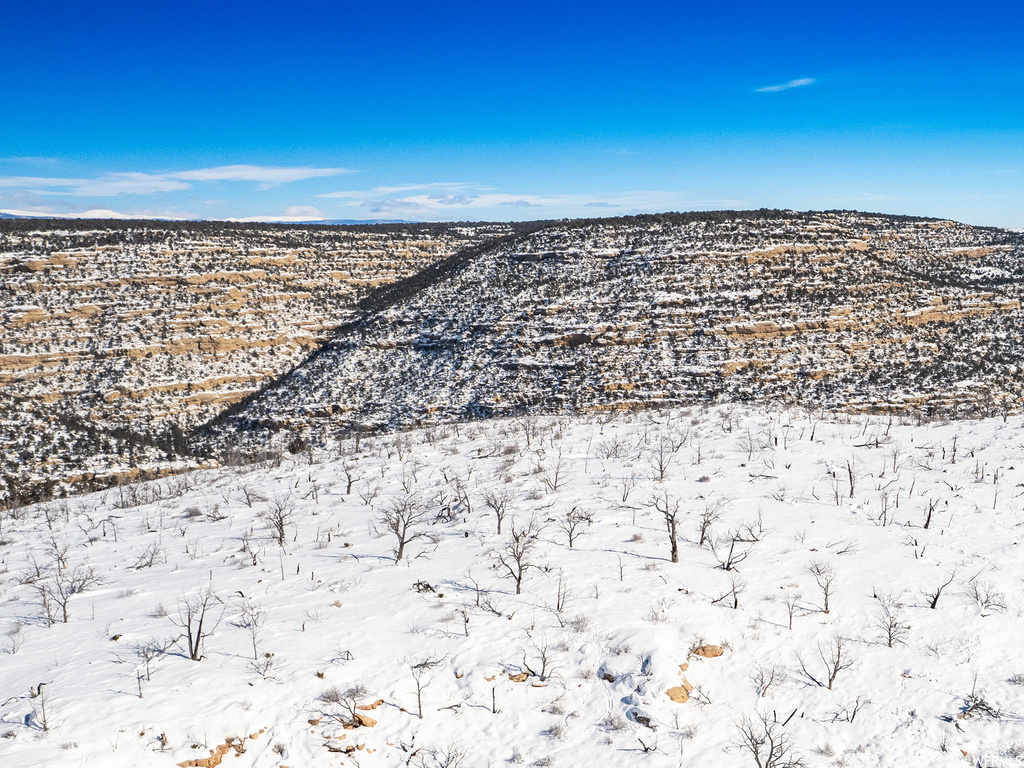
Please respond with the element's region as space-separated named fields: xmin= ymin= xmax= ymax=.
xmin=666 ymin=687 xmax=689 ymax=704
xmin=692 ymin=644 xmax=724 ymax=658
xmin=353 ymin=712 xmax=376 ymax=728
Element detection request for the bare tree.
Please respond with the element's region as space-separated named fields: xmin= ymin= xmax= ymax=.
xmin=131 ymin=542 xmax=166 ymax=570
xmin=826 ymin=471 xmax=843 ymax=506
xmin=521 ymin=636 xmax=562 ymax=681
xmin=712 ymin=572 xmax=746 ymax=609
xmin=807 ymin=559 xmax=835 ymax=614
xmin=697 ymin=502 xmax=721 ymax=548
xmin=749 ymin=663 xmax=784 ymax=698
xmin=171 ymin=587 xmax=224 ymax=661
xmin=782 ymin=591 xmax=802 ymax=630
xmin=650 ymin=490 xmax=681 ymax=563
xmin=554 ymin=570 xmax=572 ymax=617
xmin=796 ymin=634 xmax=854 ymax=690
xmin=32 ymin=563 xmax=102 ymax=625
xmin=233 ymin=601 xmax=267 ymax=661
xmin=845 ymin=459 xmax=857 ymax=499
xmin=873 ymin=593 xmax=909 ymax=648
xmin=29 ymin=682 xmax=51 ymax=732
xmin=135 ymin=636 xmax=174 ymax=681
xmin=415 ymin=741 xmax=468 ymax=768
xmin=341 ymin=461 xmax=360 ymax=495
xmin=619 ymin=470 xmax=639 ymax=503
xmin=922 ymin=498 xmax=937 ymax=529
xmin=260 ymin=494 xmax=293 ymax=547
xmin=734 ymin=710 xmax=805 ymax=768
xmin=481 ymin=488 xmax=513 ymax=535
xmin=494 ymin=520 xmax=538 ymax=594
xmin=358 ymin=477 xmax=381 ymax=507
xmin=713 ymin=532 xmax=753 ymax=571
xmin=409 ymin=657 xmax=443 ymax=718
xmin=379 ymin=493 xmax=432 ymax=562
xmin=238 ymin=485 xmax=267 ymax=508
xmin=447 ymin=471 xmax=473 ymax=517
xmin=737 ymin=429 xmax=758 ymax=463
xmin=646 ymin=435 xmax=680 ymax=482
xmin=922 ymin=567 xmax=958 ymax=609
xmin=539 ymin=449 xmax=569 ymax=493
xmin=319 ymin=684 xmax=369 ymax=726
xmin=559 ymin=506 xmax=593 ymax=548
xmin=965 ymin=576 xmax=1007 ymax=613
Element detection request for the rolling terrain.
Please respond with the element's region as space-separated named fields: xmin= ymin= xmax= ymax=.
xmin=197 ymin=210 xmax=1024 ymax=461
xmin=1 ymin=407 xmax=1022 ymax=767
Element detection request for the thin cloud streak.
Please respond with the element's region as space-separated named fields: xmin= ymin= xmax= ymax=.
xmin=755 ymin=77 xmax=815 ymax=93
xmin=171 ymin=165 xmax=353 ymax=183
xmin=0 ymin=207 xmax=190 ymax=220
xmin=318 ymin=182 xmax=471 ymax=198
xmin=0 ymin=165 xmax=353 ymax=197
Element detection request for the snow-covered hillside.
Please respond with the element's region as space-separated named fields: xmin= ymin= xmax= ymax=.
xmin=1 ymin=406 xmax=1022 ymax=767
xmin=200 ymin=211 xmax=1024 ymax=459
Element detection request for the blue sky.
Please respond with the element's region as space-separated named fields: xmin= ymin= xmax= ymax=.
xmin=1 ymin=1 xmax=1022 ymax=226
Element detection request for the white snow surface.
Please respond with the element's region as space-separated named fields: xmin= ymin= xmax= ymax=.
xmin=1 ymin=406 xmax=1023 ymax=767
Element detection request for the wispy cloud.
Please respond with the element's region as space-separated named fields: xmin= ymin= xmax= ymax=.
xmin=755 ymin=77 xmax=815 ymax=93
xmin=171 ymin=165 xmax=352 ymax=184
xmin=0 ymin=174 xmax=190 ymax=196
xmin=0 ymin=156 xmax=60 ymax=165
xmin=76 ymin=174 xmax=193 ymax=196
xmin=0 ymin=207 xmax=190 ymax=220
xmin=0 ymin=165 xmax=353 ymax=197
xmin=318 ymin=182 xmax=471 ymax=199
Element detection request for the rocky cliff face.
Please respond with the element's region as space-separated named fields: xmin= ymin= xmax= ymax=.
xmin=0 ymin=219 xmax=515 ymax=501
xmin=197 ymin=210 xmax=1024 ymax=458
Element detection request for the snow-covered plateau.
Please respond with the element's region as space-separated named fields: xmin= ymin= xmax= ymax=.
xmin=1 ymin=406 xmax=1022 ymax=767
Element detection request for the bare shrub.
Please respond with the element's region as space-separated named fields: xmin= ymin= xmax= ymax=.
xmin=319 ymin=684 xmax=369 ymax=726
xmin=795 ymin=634 xmax=855 ymax=690
xmin=131 ymin=542 xmax=166 ymax=570
xmin=32 ymin=563 xmax=102 ymax=625
xmin=873 ymin=593 xmax=909 ymax=648
xmin=522 ymin=637 xmax=562 ymax=681
xmin=965 ymin=577 xmax=1007 ymax=613
xmin=734 ymin=710 xmax=805 ymax=768
xmin=750 ymin=663 xmax=784 ymax=698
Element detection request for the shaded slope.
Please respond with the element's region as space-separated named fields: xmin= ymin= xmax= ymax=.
xmin=0 ymin=218 xmax=519 ymax=502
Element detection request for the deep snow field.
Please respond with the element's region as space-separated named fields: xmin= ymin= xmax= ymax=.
xmin=1 ymin=406 xmax=1023 ymax=767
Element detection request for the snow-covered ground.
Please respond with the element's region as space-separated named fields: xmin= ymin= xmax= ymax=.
xmin=1 ymin=406 xmax=1022 ymax=767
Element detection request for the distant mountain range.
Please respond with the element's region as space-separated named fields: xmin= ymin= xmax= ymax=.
xmin=0 ymin=210 xmax=412 ymax=224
